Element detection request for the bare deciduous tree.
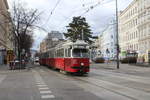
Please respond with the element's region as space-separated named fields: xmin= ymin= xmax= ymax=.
xmin=3 ymin=2 xmax=41 ymax=61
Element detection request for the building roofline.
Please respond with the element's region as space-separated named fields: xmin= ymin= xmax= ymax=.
xmin=119 ymin=0 xmax=137 ymax=16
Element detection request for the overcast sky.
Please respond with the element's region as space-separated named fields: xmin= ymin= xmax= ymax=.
xmin=7 ymin=0 xmax=133 ymax=50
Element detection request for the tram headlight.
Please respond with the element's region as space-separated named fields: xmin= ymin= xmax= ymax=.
xmin=86 ymin=46 xmax=89 ymax=49
xmin=81 ymin=63 xmax=84 ymax=66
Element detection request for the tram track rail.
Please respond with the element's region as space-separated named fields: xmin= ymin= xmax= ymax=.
xmin=72 ymin=77 xmax=137 ymax=100
xmin=36 ymin=65 xmax=150 ymax=100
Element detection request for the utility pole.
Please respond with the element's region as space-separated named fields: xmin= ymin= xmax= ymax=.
xmin=82 ymin=29 xmax=84 ymax=40
xmin=115 ymin=0 xmax=119 ymax=69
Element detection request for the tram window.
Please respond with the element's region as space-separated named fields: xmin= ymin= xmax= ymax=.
xmin=46 ymin=52 xmax=49 ymax=58
xmin=65 ymin=49 xmax=70 ymax=57
xmin=49 ymin=51 xmax=51 ymax=57
xmin=56 ymin=50 xmax=59 ymax=57
xmin=52 ymin=50 xmax=55 ymax=57
xmin=58 ymin=49 xmax=60 ymax=57
xmin=49 ymin=50 xmax=54 ymax=58
xmin=56 ymin=49 xmax=64 ymax=57
xmin=43 ymin=53 xmax=45 ymax=58
xmin=72 ymin=49 xmax=89 ymax=58
xmin=65 ymin=49 xmax=67 ymax=57
xmin=44 ymin=52 xmax=47 ymax=58
xmin=48 ymin=51 xmax=51 ymax=57
xmin=60 ymin=49 xmax=64 ymax=57
xmin=48 ymin=52 xmax=50 ymax=57
xmin=68 ymin=49 xmax=71 ymax=57
xmin=55 ymin=51 xmax=57 ymax=57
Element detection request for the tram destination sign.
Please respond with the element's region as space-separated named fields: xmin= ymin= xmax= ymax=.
xmin=73 ymin=45 xmax=87 ymax=49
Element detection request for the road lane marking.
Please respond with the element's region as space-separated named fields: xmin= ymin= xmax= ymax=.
xmin=40 ymin=90 xmax=52 ymax=94
xmin=36 ymin=82 xmax=45 ymax=85
xmin=39 ymin=87 xmax=49 ymax=90
xmin=37 ymin=84 xmax=47 ymax=87
xmin=32 ymin=70 xmax=55 ymax=99
xmin=36 ymin=80 xmax=43 ymax=82
xmin=36 ymin=81 xmax=44 ymax=84
xmin=41 ymin=95 xmax=55 ymax=99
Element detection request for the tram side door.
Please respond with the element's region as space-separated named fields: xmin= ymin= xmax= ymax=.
xmin=63 ymin=49 xmax=67 ymax=71
xmin=64 ymin=48 xmax=71 ymax=71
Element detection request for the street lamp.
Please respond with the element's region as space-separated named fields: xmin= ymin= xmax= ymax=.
xmin=115 ymin=0 xmax=119 ymax=69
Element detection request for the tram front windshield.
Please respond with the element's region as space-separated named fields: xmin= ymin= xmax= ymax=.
xmin=72 ymin=48 xmax=89 ymax=58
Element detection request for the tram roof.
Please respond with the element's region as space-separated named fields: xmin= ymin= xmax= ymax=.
xmin=62 ymin=40 xmax=88 ymax=46
xmin=55 ymin=39 xmax=88 ymax=49
xmin=73 ymin=40 xmax=88 ymax=45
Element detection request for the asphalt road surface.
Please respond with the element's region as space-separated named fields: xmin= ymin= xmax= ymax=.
xmin=0 ymin=63 xmax=150 ymax=100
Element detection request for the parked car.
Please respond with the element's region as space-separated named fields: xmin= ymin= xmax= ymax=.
xmin=120 ymin=57 xmax=137 ymax=64
xmin=34 ymin=57 xmax=39 ymax=63
xmin=9 ymin=59 xmax=26 ymax=70
xmin=93 ymin=57 xmax=105 ymax=63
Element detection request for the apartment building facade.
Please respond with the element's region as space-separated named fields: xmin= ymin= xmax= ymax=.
xmin=100 ymin=20 xmax=117 ymax=59
xmin=119 ymin=0 xmax=138 ymax=56
xmin=119 ymin=0 xmax=150 ymax=62
xmin=90 ymin=37 xmax=101 ymax=59
xmin=92 ymin=20 xmax=117 ymax=60
xmin=40 ymin=39 xmax=47 ymax=53
xmin=40 ymin=31 xmax=64 ymax=53
xmin=0 ymin=0 xmax=9 ymax=49
xmin=137 ymin=0 xmax=150 ymax=62
xmin=0 ymin=0 xmax=14 ymax=64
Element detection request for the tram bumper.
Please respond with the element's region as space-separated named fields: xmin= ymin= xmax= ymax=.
xmin=71 ymin=66 xmax=89 ymax=73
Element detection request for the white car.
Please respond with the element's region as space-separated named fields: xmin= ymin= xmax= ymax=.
xmin=34 ymin=57 xmax=39 ymax=63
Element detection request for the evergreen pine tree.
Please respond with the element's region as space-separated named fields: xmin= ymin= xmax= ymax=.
xmin=64 ymin=16 xmax=93 ymax=44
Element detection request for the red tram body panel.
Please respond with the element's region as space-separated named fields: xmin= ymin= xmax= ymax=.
xmin=39 ymin=58 xmax=90 ymax=73
xmin=39 ymin=40 xmax=90 ymax=74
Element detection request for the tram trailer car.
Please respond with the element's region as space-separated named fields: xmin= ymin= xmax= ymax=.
xmin=39 ymin=40 xmax=90 ymax=74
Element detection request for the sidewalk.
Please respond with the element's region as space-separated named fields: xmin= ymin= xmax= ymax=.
xmin=0 ymin=64 xmax=10 ymax=71
xmin=0 ymin=65 xmax=40 ymax=100
xmin=0 ymin=62 xmax=34 ymax=71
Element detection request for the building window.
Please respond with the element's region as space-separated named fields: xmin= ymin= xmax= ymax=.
xmin=136 ymin=31 xmax=138 ymax=38
xmin=111 ymin=35 xmax=113 ymax=39
xmin=135 ymin=19 xmax=138 ymax=25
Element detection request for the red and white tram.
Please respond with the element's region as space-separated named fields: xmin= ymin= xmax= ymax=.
xmin=39 ymin=40 xmax=90 ymax=74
